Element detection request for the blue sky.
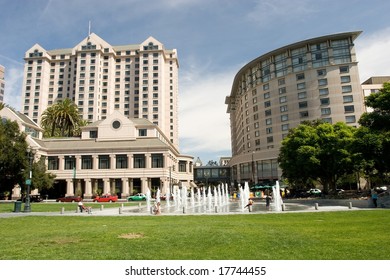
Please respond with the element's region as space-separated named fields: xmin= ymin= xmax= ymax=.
xmin=1 ymin=0 xmax=390 ymax=164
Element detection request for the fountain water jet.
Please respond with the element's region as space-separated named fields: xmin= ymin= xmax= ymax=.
xmin=272 ymin=181 xmax=283 ymax=212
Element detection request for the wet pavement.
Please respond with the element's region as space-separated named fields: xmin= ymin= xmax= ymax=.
xmin=0 ymin=198 xmax=380 ymax=218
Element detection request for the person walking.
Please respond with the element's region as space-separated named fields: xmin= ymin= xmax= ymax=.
xmin=244 ymin=198 xmax=254 ymax=212
xmin=265 ymin=195 xmax=272 ymax=210
xmin=372 ymin=190 xmax=378 ymax=208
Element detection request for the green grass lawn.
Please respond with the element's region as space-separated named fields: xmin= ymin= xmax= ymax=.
xmin=0 ymin=201 xmax=139 ymax=213
xmin=0 ymin=210 xmax=389 ymax=260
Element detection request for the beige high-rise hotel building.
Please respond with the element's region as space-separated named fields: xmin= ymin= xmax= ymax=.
xmin=225 ymin=31 xmax=365 ymax=185
xmin=21 ymin=33 xmax=179 ymax=148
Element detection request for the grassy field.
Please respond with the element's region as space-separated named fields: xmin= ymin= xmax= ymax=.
xmin=0 ymin=210 xmax=389 ymax=260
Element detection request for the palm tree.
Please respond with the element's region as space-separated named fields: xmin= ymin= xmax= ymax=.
xmin=0 ymin=102 xmax=4 ymax=110
xmin=41 ymin=99 xmax=83 ymax=137
xmin=55 ymin=99 xmax=80 ymax=136
xmin=41 ymin=105 xmax=58 ymax=137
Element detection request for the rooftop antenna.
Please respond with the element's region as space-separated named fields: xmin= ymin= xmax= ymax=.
xmin=88 ymin=20 xmax=91 ymax=38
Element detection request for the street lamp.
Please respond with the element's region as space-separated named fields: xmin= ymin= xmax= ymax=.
xmin=251 ymin=151 xmax=255 ymax=186
xmin=24 ymin=147 xmax=34 ymax=212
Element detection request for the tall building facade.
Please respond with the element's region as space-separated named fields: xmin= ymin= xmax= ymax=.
xmin=21 ymin=33 xmax=179 ymax=148
xmin=0 ymin=65 xmax=5 ymax=102
xmin=225 ymin=31 xmax=365 ymax=185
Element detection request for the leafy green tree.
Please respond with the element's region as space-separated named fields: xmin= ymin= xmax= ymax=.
xmin=278 ymin=121 xmax=357 ymax=192
xmin=1 ymin=119 xmax=56 ymax=194
xmin=0 ymin=102 xmax=4 ymax=110
xmin=355 ymin=82 xmax=390 ymax=185
xmin=0 ymin=119 xmax=29 ymax=193
xmin=359 ymin=82 xmax=390 ymax=131
xmin=29 ymin=156 xmax=56 ymax=192
xmin=41 ymin=98 xmax=84 ymax=137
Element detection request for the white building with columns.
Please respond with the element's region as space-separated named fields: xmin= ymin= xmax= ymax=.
xmin=1 ymin=107 xmax=194 ymax=199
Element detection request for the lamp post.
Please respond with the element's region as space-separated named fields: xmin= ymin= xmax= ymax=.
xmin=251 ymin=151 xmax=255 ymax=186
xmin=24 ymin=147 xmax=34 ymax=212
xmin=169 ymin=166 xmax=172 ymax=194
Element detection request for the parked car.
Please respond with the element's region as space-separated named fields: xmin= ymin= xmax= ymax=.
xmin=93 ymin=194 xmax=118 ymax=202
xmin=128 ymin=193 xmax=146 ymax=201
xmin=56 ymin=196 xmax=82 ymax=202
xmin=307 ymin=188 xmax=322 ymax=195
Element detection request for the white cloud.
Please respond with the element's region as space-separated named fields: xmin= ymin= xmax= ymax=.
xmin=3 ymin=65 xmax=23 ymax=111
xmin=356 ymin=28 xmax=390 ymax=82
xmin=179 ymin=63 xmax=238 ymax=156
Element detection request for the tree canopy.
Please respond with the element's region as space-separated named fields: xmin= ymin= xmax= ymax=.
xmin=278 ymin=121 xmax=357 ymax=192
xmin=359 ymin=82 xmax=390 ymax=131
xmin=279 ymin=82 xmax=390 ymax=191
xmin=0 ymin=118 xmax=55 ymax=194
xmin=354 ymin=82 xmax=390 ymax=185
xmin=0 ymin=119 xmax=29 ymax=193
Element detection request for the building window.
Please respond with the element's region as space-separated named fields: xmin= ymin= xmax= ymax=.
xmin=298 ymin=91 xmax=307 ymax=99
xmin=280 ymin=105 xmax=288 ymax=112
xmin=81 ymin=155 xmax=93 ymax=169
xmin=342 ymin=85 xmax=352 ymax=93
xmin=178 ymin=161 xmax=186 ymax=172
xmin=48 ymin=156 xmax=59 ymax=170
xmin=116 ymin=155 xmax=128 ymax=169
xmin=64 ymin=156 xmax=76 ymax=170
xmin=300 ymin=111 xmax=309 ymax=118
xmin=319 ymin=88 xmax=329 ymax=96
xmin=299 ymin=101 xmax=308 ymax=109
xmin=343 ymin=95 xmax=353 ymax=103
xmin=296 ymin=73 xmax=305 ymax=80
xmin=321 ymin=108 xmax=331 ymax=115
xmin=281 ymin=114 xmax=288 ymax=122
xmin=139 ymin=129 xmax=147 ymax=136
xmin=345 ymin=115 xmax=356 ymax=123
xmin=341 ymin=76 xmax=351 ymax=83
xmin=322 ymin=117 xmax=332 ymax=123
xmin=134 ymin=154 xmax=145 ymax=168
xmin=278 ymin=78 xmax=285 ymax=85
xmin=317 ymin=69 xmax=326 ymax=76
xmin=318 ymin=79 xmax=328 ymax=86
xmin=320 ymin=98 xmax=330 ymax=106
xmin=297 ymin=82 xmax=306 ymax=90
xmin=339 ymin=66 xmax=349 ymax=73
xmin=89 ymin=130 xmax=97 ymax=139
xmin=279 ymin=96 xmax=287 ymax=103
xmin=281 ymin=124 xmax=289 ymax=131
xmin=266 ymin=118 xmax=272 ymax=125
xmin=266 ymin=127 xmax=273 ymax=134
xmin=152 ymin=154 xmax=164 ymax=168
xmin=344 ymin=105 xmax=355 ymax=113
xmin=98 ymin=155 xmax=110 ymax=169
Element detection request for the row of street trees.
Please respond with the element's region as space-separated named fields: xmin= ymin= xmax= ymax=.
xmin=278 ymin=82 xmax=390 ymax=192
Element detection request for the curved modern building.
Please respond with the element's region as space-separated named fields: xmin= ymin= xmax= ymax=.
xmin=225 ymin=31 xmax=365 ymax=185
